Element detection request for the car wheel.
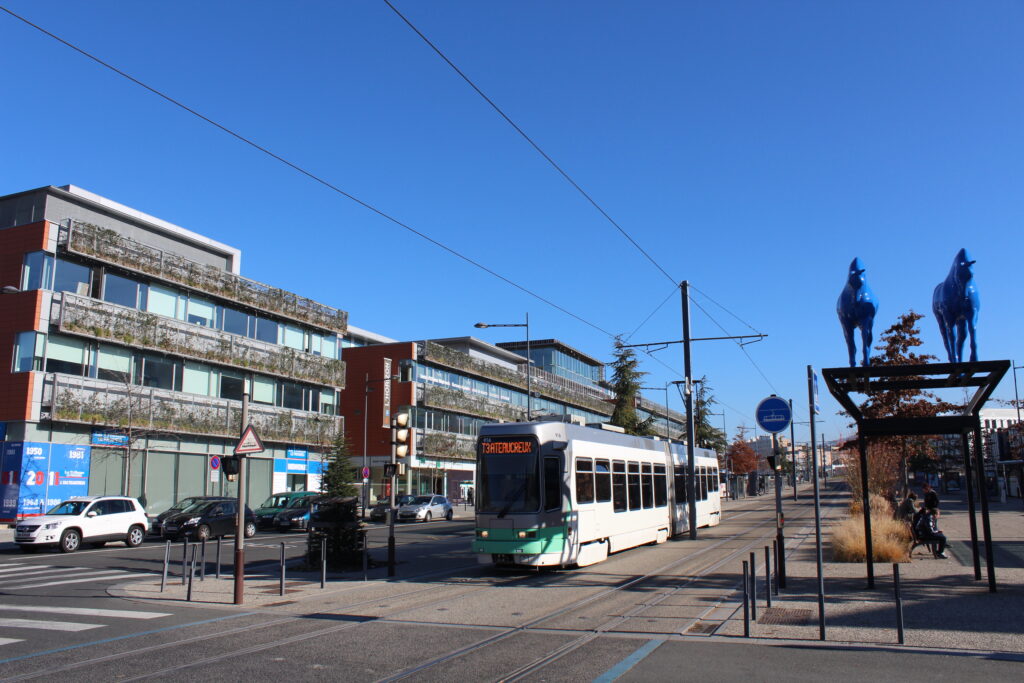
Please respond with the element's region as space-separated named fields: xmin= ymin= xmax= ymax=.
xmin=90 ymin=541 xmax=107 ymax=549
xmin=59 ymin=528 xmax=81 ymax=553
xmin=196 ymin=524 xmax=211 ymax=542
xmin=445 ymin=509 xmax=453 ymax=521
xmin=424 ymin=512 xmax=432 ymax=523
xmin=126 ymin=525 xmax=145 ymax=547
xmin=244 ymin=521 xmax=257 ymax=538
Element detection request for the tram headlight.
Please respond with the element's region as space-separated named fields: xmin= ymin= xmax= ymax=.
xmin=517 ymin=530 xmax=537 ymax=539
xmin=477 ymin=529 xmax=489 ymax=538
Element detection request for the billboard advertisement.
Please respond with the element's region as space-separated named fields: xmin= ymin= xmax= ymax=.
xmin=0 ymin=442 xmax=91 ymax=521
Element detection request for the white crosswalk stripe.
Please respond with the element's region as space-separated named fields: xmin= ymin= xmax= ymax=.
xmin=9 ymin=571 xmax=134 ymax=590
xmin=0 ymin=563 xmax=155 ymax=591
xmin=0 ymin=637 xmax=26 ymax=646
xmin=0 ymin=617 xmax=101 ymax=632
xmin=0 ymin=564 xmax=33 ymax=574
xmin=0 ymin=567 xmax=82 ymax=584
xmin=0 ymin=604 xmax=171 ymax=620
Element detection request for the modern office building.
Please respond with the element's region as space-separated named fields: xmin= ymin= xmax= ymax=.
xmin=0 ymin=185 xmax=350 ymax=521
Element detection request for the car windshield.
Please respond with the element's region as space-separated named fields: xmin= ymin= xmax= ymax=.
xmin=260 ymin=495 xmax=293 ymax=509
xmin=287 ymin=497 xmax=310 ymax=508
xmin=46 ymin=500 xmax=89 ymax=516
xmin=180 ymin=500 xmax=213 ymax=513
xmin=170 ymin=497 xmax=202 ymax=511
xmin=411 ymin=496 xmax=433 ymax=505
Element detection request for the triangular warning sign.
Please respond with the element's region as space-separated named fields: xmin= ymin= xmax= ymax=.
xmin=234 ymin=424 xmax=265 ymax=454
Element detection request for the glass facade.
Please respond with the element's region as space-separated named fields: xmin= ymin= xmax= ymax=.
xmin=521 ymin=346 xmax=601 ymax=387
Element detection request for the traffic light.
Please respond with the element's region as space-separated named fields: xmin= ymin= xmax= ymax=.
xmin=222 ymin=455 xmax=240 ymax=481
xmin=767 ymin=442 xmax=783 ymax=471
xmin=392 ymin=408 xmax=412 ymax=458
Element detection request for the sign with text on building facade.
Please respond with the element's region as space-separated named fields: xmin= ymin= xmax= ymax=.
xmin=0 ymin=442 xmax=91 ymax=520
xmin=382 ymin=358 xmax=392 ymax=428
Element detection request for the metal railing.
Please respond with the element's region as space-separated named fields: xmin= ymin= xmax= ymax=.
xmin=55 ymin=292 xmax=345 ymax=388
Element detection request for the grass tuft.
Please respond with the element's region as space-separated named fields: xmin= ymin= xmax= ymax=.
xmin=832 ymin=495 xmax=911 ymax=563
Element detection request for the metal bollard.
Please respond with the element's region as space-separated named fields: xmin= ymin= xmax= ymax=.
xmin=280 ymin=541 xmax=286 ymax=597
xmin=160 ymin=540 xmax=171 ymax=593
xmin=893 ymin=563 xmax=905 ymax=645
xmin=742 ymin=561 xmax=750 ymax=637
xmin=200 ymin=538 xmax=207 ymax=582
xmin=216 ymin=536 xmax=222 ymax=579
xmin=320 ymin=535 xmax=327 ymax=589
xmin=749 ymin=551 xmax=757 ymax=621
xmin=181 ymin=537 xmax=188 ymax=585
xmin=765 ymin=545 xmax=772 ymax=608
xmin=772 ymin=539 xmax=780 ymax=595
xmin=362 ymin=529 xmax=368 ymax=582
xmin=187 ymin=544 xmax=197 ymax=601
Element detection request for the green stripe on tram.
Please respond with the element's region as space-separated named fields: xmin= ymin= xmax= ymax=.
xmin=473 ymin=526 xmax=566 ymax=554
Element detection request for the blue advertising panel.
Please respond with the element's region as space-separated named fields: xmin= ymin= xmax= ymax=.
xmin=92 ymin=430 xmax=129 ymax=446
xmin=273 ymin=456 xmax=324 ymax=476
xmin=0 ymin=442 xmax=91 ymax=520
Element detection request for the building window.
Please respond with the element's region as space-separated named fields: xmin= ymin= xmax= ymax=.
xmin=104 ymin=272 xmax=147 ymax=309
xmin=21 ymin=251 xmax=54 ymax=291
xmin=252 ymin=375 xmax=276 ymax=405
xmin=186 ymin=297 xmax=216 ymax=327
xmin=137 ymin=354 xmax=177 ymax=390
xmin=221 ymin=306 xmax=252 ymax=337
xmin=219 ymin=371 xmax=245 ymax=401
xmin=53 ymin=258 xmax=92 ymax=296
xmin=254 ymin=317 xmax=278 ymax=344
xmin=96 ymin=345 xmax=132 ymax=382
xmin=182 ymin=362 xmax=213 ymax=396
xmin=282 ymin=324 xmax=304 ymax=350
xmin=280 ymin=381 xmax=306 ymax=410
xmin=12 ymin=331 xmax=45 ymax=372
xmin=45 ymin=335 xmax=90 ymax=376
xmin=147 ymin=284 xmax=182 ymax=319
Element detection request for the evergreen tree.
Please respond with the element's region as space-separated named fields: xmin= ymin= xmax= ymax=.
xmin=320 ymin=432 xmax=360 ymax=498
xmin=694 ymin=376 xmax=728 ymax=454
xmin=609 ymin=337 xmax=655 ymax=436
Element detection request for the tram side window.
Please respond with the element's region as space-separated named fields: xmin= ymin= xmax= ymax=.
xmin=595 ymin=460 xmax=611 ymax=503
xmin=698 ymin=466 xmax=708 ymax=501
xmin=674 ymin=469 xmax=687 ymax=504
xmin=710 ymin=468 xmax=719 ymax=496
xmin=654 ymin=465 xmax=667 ymax=507
xmin=575 ymin=459 xmax=595 ymax=505
xmin=544 ymin=457 xmax=561 ymax=511
xmin=641 ymin=463 xmax=653 ymax=509
xmin=627 ymin=462 xmax=641 ymax=511
xmin=612 ymin=461 xmax=627 ymax=512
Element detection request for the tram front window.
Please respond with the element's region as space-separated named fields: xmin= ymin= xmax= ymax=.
xmin=478 ymin=449 xmax=540 ymax=516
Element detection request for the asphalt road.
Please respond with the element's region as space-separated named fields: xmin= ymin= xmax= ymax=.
xmin=2 ymin=492 xmax=1019 ymax=682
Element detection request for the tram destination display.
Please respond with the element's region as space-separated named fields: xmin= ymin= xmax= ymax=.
xmin=479 ymin=438 xmax=536 ymax=455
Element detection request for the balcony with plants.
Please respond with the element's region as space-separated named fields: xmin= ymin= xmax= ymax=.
xmin=420 ymin=384 xmax=525 ymax=423
xmin=418 ymin=429 xmax=477 ymax=461
xmin=58 ymin=220 xmax=348 ymax=334
xmin=55 ymin=292 xmax=345 ymax=388
xmin=43 ymin=373 xmax=340 ymax=447
xmin=417 ymin=341 xmax=612 ymax=417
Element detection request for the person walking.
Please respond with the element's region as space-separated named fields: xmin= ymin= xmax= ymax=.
xmin=923 ymin=482 xmax=939 ymax=511
xmin=915 ymin=506 xmax=948 ymax=559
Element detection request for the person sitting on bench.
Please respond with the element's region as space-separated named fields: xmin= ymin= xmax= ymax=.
xmin=915 ymin=505 xmax=948 ymax=559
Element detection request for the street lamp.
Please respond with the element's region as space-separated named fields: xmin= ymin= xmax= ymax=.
xmin=2 ymin=285 xmax=20 ymax=294
xmin=475 ymin=314 xmax=532 ymax=420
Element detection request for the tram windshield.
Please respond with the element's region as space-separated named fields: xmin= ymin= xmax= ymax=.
xmin=478 ymin=437 xmax=540 ymax=516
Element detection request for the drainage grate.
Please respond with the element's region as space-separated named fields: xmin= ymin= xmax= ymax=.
xmin=759 ymin=608 xmax=812 ymax=625
xmin=686 ymin=621 xmax=719 ymax=634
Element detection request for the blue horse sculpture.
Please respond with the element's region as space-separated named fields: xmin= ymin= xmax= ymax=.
xmin=932 ymin=248 xmax=979 ymax=363
xmin=837 ymin=257 xmax=879 ymax=367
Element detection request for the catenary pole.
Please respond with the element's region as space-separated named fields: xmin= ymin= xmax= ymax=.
xmin=681 ymin=281 xmax=697 ymax=539
xmin=808 ymin=366 xmax=826 ymax=640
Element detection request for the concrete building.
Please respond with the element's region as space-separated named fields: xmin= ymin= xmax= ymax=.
xmin=0 ymin=185 xmax=354 ymax=521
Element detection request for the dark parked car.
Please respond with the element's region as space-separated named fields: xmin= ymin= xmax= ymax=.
xmin=274 ymin=495 xmax=324 ymax=532
xmin=161 ymin=499 xmax=257 ymax=541
xmin=368 ymin=495 xmax=416 ymax=522
xmin=255 ymin=491 xmax=320 ymax=529
xmin=151 ymin=496 xmax=232 ymax=536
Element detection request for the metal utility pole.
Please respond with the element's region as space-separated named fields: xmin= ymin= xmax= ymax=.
xmin=387 ymin=417 xmax=397 ymax=577
xmin=789 ymin=398 xmax=797 ymax=501
xmin=807 ymin=366 xmax=826 ymax=639
xmin=233 ymin=392 xmax=248 ymax=605
xmin=681 ymin=281 xmax=697 ymax=540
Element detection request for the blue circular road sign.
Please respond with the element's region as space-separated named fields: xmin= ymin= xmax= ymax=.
xmin=755 ymin=395 xmax=792 ymax=434
xmin=210 ymin=455 xmax=221 ymax=470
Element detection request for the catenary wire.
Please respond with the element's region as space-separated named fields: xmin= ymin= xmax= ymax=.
xmin=688 ymin=295 xmax=780 ymax=394
xmin=382 ymin=0 xmax=678 ymax=286
xmin=0 ymin=5 xmax=616 ymax=340
xmin=624 ymin=282 xmax=680 ymax=342
xmin=690 ymin=282 xmax=763 ymax=335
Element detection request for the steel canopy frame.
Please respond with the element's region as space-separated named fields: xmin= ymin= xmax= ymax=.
xmin=822 ymin=360 xmax=1009 ymax=592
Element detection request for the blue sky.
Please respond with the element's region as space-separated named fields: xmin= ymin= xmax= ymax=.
xmin=2 ymin=1 xmax=1022 ymax=444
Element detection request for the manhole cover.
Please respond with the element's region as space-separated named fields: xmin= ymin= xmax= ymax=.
xmin=687 ymin=621 xmax=719 ymax=634
xmin=759 ymin=608 xmax=812 ymax=625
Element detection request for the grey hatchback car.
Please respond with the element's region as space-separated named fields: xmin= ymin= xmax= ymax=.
xmin=397 ymin=495 xmax=453 ymax=522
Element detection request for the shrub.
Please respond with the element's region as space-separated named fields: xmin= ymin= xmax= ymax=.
xmin=831 ymin=495 xmax=911 ymax=563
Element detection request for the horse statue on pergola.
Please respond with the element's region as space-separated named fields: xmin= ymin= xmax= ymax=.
xmin=837 ymin=257 xmax=879 ymax=368
xmin=933 ymin=248 xmax=980 ymax=363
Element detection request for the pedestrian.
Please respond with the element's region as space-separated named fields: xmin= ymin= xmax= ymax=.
xmin=922 ymin=482 xmax=939 ymax=511
xmin=467 ymin=488 xmax=474 ymax=506
xmin=915 ymin=505 xmax=948 ymax=559
xmin=895 ymin=491 xmax=917 ymax=523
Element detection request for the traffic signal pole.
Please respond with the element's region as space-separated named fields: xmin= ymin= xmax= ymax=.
xmin=234 ymin=392 xmax=248 ymax=605
xmin=387 ymin=415 xmax=396 ymax=578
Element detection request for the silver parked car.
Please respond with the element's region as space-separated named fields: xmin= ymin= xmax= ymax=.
xmin=397 ymin=495 xmax=453 ymax=522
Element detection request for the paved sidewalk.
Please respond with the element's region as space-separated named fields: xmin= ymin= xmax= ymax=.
xmin=715 ymin=490 xmax=1024 ymax=654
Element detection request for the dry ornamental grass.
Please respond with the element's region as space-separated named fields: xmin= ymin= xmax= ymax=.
xmin=831 ymin=494 xmax=912 ymax=563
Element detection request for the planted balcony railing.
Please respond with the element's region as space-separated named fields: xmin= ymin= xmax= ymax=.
xmin=421 ymin=385 xmax=525 ymax=423
xmin=43 ymin=374 xmax=340 ymax=447
xmin=417 ymin=341 xmax=612 ymax=416
xmin=637 ymin=396 xmax=687 ymax=425
xmin=418 ymin=430 xmax=477 ymax=461
xmin=59 ymin=220 xmax=348 ymax=334
xmin=55 ymin=293 xmax=345 ymax=388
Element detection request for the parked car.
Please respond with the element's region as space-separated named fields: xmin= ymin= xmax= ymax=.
xmin=161 ymin=499 xmax=257 ymax=541
xmin=255 ymin=491 xmax=319 ymax=529
xmin=150 ymin=496 xmax=233 ymax=536
xmin=15 ymin=496 xmax=149 ymax=553
xmin=397 ymin=495 xmax=453 ymax=522
xmin=274 ymin=495 xmax=324 ymax=532
xmin=368 ymin=495 xmax=416 ymax=522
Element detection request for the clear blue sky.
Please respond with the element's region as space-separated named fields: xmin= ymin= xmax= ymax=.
xmin=2 ymin=1 xmax=1022 ymax=444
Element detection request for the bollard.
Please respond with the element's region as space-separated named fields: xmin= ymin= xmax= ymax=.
xmin=749 ymin=551 xmax=757 ymax=621
xmin=216 ymin=536 xmax=222 ymax=579
xmin=181 ymin=537 xmax=188 ymax=585
xmin=772 ymin=539 xmax=780 ymax=595
xmin=200 ymin=538 xmax=207 ymax=582
xmin=280 ymin=541 xmax=286 ymax=597
xmin=362 ymin=529 xmax=368 ymax=582
xmin=765 ymin=545 xmax=772 ymax=608
xmin=160 ymin=540 xmax=171 ymax=593
xmin=320 ymin=535 xmax=327 ymax=589
xmin=893 ymin=563 xmax=905 ymax=645
xmin=742 ymin=561 xmax=750 ymax=637
xmin=187 ymin=544 xmax=197 ymax=601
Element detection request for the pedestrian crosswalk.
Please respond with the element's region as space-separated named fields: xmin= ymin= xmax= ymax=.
xmin=0 ymin=602 xmax=171 ymax=649
xmin=0 ymin=562 xmax=154 ymax=592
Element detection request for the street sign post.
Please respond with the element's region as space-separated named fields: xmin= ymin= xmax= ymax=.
xmin=756 ymin=394 xmax=790 ymax=588
xmin=232 ymin=406 xmax=263 ymax=606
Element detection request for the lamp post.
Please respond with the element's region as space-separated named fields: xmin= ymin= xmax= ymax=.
xmin=474 ymin=314 xmax=532 ymax=420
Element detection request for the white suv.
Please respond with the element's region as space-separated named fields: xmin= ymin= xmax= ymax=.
xmin=15 ymin=496 xmax=149 ymax=553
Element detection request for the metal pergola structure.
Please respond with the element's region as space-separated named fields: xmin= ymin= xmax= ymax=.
xmin=823 ymin=360 xmax=1010 ymax=592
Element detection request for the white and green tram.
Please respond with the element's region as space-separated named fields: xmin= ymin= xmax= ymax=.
xmin=472 ymin=420 xmax=721 ymax=568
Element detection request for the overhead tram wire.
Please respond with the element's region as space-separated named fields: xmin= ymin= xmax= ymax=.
xmin=382 ymin=0 xmax=678 ymax=287
xmin=688 ymin=295 xmax=780 ymax=395
xmin=624 ymin=282 xmax=681 ymax=342
xmin=690 ymin=282 xmax=764 ymax=336
xmin=0 ymin=5 xmax=616 ymax=340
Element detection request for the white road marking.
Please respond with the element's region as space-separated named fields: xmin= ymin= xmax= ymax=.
xmin=0 ymin=567 xmax=82 ymax=584
xmin=7 ymin=571 xmax=133 ymax=590
xmin=0 ymin=564 xmax=33 ymax=574
xmin=0 ymin=637 xmax=26 ymax=647
xmin=0 ymin=604 xmax=170 ymax=620
xmin=0 ymin=617 xmax=102 ymax=631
